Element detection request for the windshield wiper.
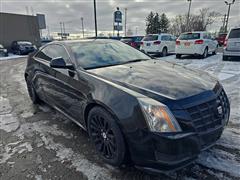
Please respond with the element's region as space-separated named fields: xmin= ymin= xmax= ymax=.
xmin=121 ymin=58 xmax=150 ymax=65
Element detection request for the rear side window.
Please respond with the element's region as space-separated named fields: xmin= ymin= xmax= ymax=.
xmin=229 ymin=29 xmax=240 ymax=39
xmin=161 ymin=35 xmax=171 ymax=41
xmin=179 ymin=33 xmax=200 ymax=40
xmin=142 ymin=35 xmax=158 ymax=41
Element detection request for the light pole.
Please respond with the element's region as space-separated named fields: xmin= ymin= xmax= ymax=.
xmin=81 ymin=17 xmax=85 ymax=38
xmin=93 ymin=0 xmax=98 ymax=37
xmin=186 ymin=0 xmax=192 ymax=31
xmin=224 ymin=0 xmax=235 ymax=33
xmin=124 ymin=8 xmax=127 ymax=37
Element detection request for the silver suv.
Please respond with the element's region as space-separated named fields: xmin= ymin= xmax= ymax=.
xmin=223 ymin=27 xmax=240 ymax=60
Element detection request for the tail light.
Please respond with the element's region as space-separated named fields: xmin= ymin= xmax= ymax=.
xmin=130 ymin=42 xmax=136 ymax=47
xmin=224 ymin=39 xmax=228 ymax=47
xmin=195 ymin=40 xmax=204 ymax=44
xmin=154 ymin=41 xmax=161 ymax=45
xmin=176 ymin=40 xmax=181 ymax=45
xmin=140 ymin=42 xmax=144 ymax=46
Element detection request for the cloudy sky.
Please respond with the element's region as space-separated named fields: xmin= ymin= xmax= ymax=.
xmin=1 ymin=0 xmax=239 ymax=36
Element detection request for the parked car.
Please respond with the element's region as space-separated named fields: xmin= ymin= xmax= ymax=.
xmin=25 ymin=39 xmax=230 ymax=173
xmin=216 ymin=33 xmax=227 ymax=46
xmin=121 ymin=36 xmax=144 ymax=49
xmin=0 ymin=44 xmax=8 ymax=57
xmin=223 ymin=27 xmax=240 ymax=61
xmin=140 ymin=34 xmax=176 ymax=56
xmin=11 ymin=41 xmax=36 ymax=55
xmin=175 ymin=32 xmax=218 ymax=59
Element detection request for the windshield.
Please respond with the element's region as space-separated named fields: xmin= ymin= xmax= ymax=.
xmin=70 ymin=41 xmax=151 ymax=69
xmin=229 ymin=29 xmax=240 ymax=39
xmin=179 ymin=33 xmax=200 ymax=40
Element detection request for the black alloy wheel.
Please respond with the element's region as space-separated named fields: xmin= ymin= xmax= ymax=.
xmin=88 ymin=107 xmax=126 ymax=166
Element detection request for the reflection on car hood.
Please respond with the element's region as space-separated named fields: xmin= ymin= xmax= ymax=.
xmin=87 ymin=59 xmax=217 ymax=100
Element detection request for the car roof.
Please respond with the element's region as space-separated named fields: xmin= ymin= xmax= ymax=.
xmin=47 ymin=39 xmax=119 ymax=46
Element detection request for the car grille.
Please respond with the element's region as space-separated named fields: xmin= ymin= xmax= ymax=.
xmin=187 ymin=88 xmax=229 ymax=134
xmin=186 ymin=86 xmax=230 ymax=147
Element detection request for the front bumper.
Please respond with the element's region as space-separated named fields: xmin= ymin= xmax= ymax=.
xmin=126 ymin=126 xmax=224 ymax=173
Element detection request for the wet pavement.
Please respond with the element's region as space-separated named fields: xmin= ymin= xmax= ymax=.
xmin=0 ymin=54 xmax=239 ymax=180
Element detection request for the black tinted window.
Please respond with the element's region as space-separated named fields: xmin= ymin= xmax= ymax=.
xmin=70 ymin=41 xmax=150 ymax=69
xmin=179 ymin=33 xmax=200 ymax=40
xmin=143 ymin=35 xmax=158 ymax=41
xmin=161 ymin=35 xmax=170 ymax=41
xmin=229 ymin=29 xmax=240 ymax=38
xmin=36 ymin=44 xmax=69 ymax=62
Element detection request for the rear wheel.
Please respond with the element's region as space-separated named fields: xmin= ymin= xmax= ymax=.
xmin=201 ymin=47 xmax=208 ymax=59
xmin=162 ymin=47 xmax=168 ymax=57
xmin=88 ymin=107 xmax=126 ymax=166
xmin=176 ymin=54 xmax=181 ymax=59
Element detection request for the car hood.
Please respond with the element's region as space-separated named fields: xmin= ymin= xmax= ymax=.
xmin=87 ymin=59 xmax=217 ymax=100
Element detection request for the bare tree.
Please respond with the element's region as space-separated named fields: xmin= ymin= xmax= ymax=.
xmin=169 ymin=8 xmax=221 ymax=35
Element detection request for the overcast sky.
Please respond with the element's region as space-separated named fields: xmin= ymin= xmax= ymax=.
xmin=1 ymin=0 xmax=240 ymax=36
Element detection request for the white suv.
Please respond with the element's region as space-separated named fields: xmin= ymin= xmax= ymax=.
xmin=175 ymin=32 xmax=218 ymax=59
xmin=140 ymin=34 xmax=176 ymax=56
xmin=223 ymin=27 xmax=240 ymax=61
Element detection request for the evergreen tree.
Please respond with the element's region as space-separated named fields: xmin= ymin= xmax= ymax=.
xmin=146 ymin=11 xmax=155 ymax=34
xmin=153 ymin=13 xmax=161 ymax=34
xmin=159 ymin=13 xmax=170 ymax=33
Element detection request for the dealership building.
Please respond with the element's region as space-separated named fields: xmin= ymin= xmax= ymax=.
xmin=0 ymin=12 xmax=45 ymax=49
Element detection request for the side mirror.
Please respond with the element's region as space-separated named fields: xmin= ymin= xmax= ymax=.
xmin=50 ymin=57 xmax=75 ymax=70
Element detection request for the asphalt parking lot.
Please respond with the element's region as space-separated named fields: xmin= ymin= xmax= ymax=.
xmin=0 ymin=53 xmax=239 ymax=180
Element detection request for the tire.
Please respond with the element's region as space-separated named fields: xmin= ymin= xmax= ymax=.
xmin=162 ymin=47 xmax=168 ymax=57
xmin=212 ymin=45 xmax=218 ymax=55
xmin=176 ymin=54 xmax=181 ymax=59
xmin=223 ymin=55 xmax=228 ymax=61
xmin=26 ymin=79 xmax=41 ymax=104
xmin=201 ymin=47 xmax=208 ymax=59
xmin=88 ymin=107 xmax=126 ymax=167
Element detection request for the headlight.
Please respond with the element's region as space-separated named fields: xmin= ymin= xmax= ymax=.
xmin=138 ymin=98 xmax=182 ymax=133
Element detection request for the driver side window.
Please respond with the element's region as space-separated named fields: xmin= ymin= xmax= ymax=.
xmin=35 ymin=44 xmax=70 ymax=62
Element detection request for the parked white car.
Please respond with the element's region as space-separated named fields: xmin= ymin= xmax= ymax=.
xmin=140 ymin=34 xmax=176 ymax=56
xmin=175 ymin=32 xmax=218 ymax=59
xmin=223 ymin=27 xmax=240 ymax=61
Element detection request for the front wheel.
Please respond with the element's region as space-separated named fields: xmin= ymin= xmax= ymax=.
xmin=162 ymin=47 xmax=168 ymax=57
xmin=201 ymin=48 xmax=208 ymax=59
xmin=26 ymin=79 xmax=41 ymax=104
xmin=88 ymin=107 xmax=126 ymax=167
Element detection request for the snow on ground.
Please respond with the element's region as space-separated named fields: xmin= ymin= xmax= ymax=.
xmin=0 ymin=53 xmax=27 ymax=61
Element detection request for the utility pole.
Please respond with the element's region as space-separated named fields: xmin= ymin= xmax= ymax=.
xmin=224 ymin=0 xmax=235 ymax=33
xmin=60 ymin=22 xmax=63 ymax=40
xmin=63 ymin=22 xmax=66 ymax=34
xmin=222 ymin=14 xmax=227 ymax=32
xmin=81 ymin=17 xmax=85 ymax=38
xmin=186 ymin=0 xmax=192 ymax=31
xmin=124 ymin=8 xmax=127 ymax=37
xmin=93 ymin=0 xmax=98 ymax=37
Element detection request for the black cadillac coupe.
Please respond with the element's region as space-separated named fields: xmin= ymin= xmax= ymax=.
xmin=25 ymin=39 xmax=230 ymax=173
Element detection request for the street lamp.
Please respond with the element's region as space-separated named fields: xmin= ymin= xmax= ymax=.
xmin=224 ymin=0 xmax=235 ymax=33
xmin=93 ymin=0 xmax=98 ymax=37
xmin=186 ymin=0 xmax=192 ymax=31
